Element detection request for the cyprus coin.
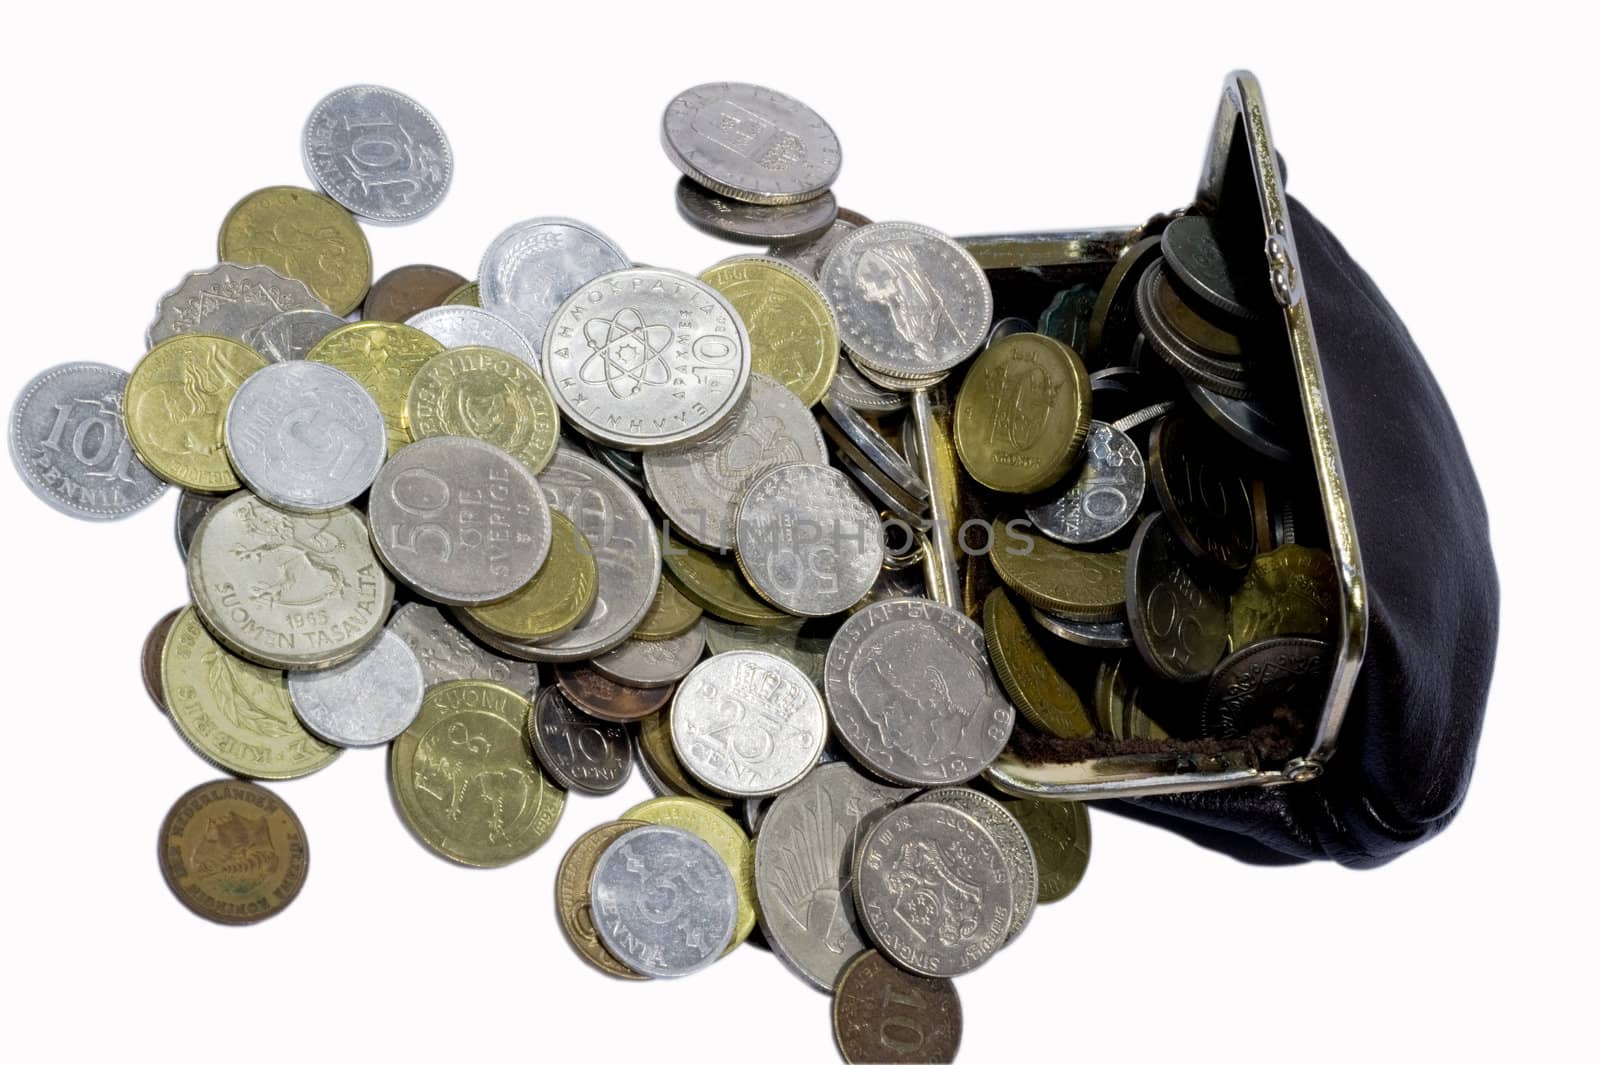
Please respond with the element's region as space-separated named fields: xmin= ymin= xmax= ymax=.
xmin=406 ymin=345 xmax=561 ymax=474
xmin=146 ymin=263 xmax=328 ymax=349
xmin=528 ymin=686 xmax=633 ymax=795
xmin=405 ymin=305 xmax=538 ymax=367
xmin=734 ymin=463 xmax=883 ymax=617
xmin=386 ymin=602 xmax=539 ymax=701
xmin=671 ymin=651 xmax=825 ymax=797
xmin=479 ymin=217 xmax=630 ymax=352
xmin=287 ymin=628 xmax=424 ymax=746
xmin=302 ymin=85 xmax=452 ymax=223
xmin=218 ymin=186 xmax=372 ymax=316
xmin=241 ymin=309 xmax=346 ymax=362
xmin=125 ymin=335 xmax=269 ymax=491
xmin=591 ymin=824 xmax=739 ymax=977
xmin=917 ymin=787 xmax=1038 ymax=942
xmin=661 ymin=82 xmax=841 ymax=205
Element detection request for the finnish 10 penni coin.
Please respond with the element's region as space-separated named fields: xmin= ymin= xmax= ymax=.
xmin=159 ymin=779 xmax=309 ymax=925
xmin=735 ymin=462 xmax=883 ymax=617
xmin=405 ymin=346 xmax=561 ymax=475
xmin=146 ymin=263 xmax=328 ymax=349
xmin=528 ymin=686 xmax=632 ymax=795
xmin=670 ymin=651 xmax=826 ymax=797
xmin=302 ymin=84 xmax=452 ymax=224
xmin=125 ymin=334 xmax=270 ymax=492
xmin=386 ymin=602 xmax=539 ymax=702
xmin=286 ymin=628 xmax=425 ymax=746
xmin=478 ymin=217 xmax=630 ymax=353
xmin=833 ymin=950 xmax=962 ymax=1065
xmin=404 ymin=305 xmax=538 ymax=368
xmin=661 ymin=82 xmax=841 ymax=205
xmin=590 ymin=824 xmax=738 ymax=978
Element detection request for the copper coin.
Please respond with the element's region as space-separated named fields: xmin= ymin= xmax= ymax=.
xmin=1201 ymin=636 xmax=1330 ymax=737
xmin=833 ymin=950 xmax=962 ymax=1064
xmin=142 ymin=606 xmax=184 ymax=713
xmin=363 ymin=264 xmax=469 ymax=322
xmin=554 ymin=664 xmax=674 ymax=723
xmin=158 ymin=779 xmax=309 ymax=925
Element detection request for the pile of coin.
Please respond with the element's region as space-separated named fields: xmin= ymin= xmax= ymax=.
xmin=11 ymin=79 xmax=1337 ymax=1064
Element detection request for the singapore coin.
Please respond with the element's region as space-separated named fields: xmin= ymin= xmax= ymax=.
xmin=386 ymin=602 xmax=539 ymax=701
xmin=676 ymin=178 xmax=839 ymax=244
xmin=305 ymin=321 xmax=445 ymax=455
xmin=590 ymin=824 xmax=738 ymax=977
xmin=478 ymin=216 xmax=630 ymax=353
xmin=999 ymin=797 xmax=1092 ymax=903
xmin=528 ymin=686 xmax=633 ymax=794
xmin=982 ymin=588 xmax=1095 ymax=740
xmin=1024 ymin=420 xmax=1145 ymax=544
xmin=917 ymin=787 xmax=1038 ymax=941
xmin=621 ymin=796 xmax=757 ymax=952
xmin=405 ymin=305 xmax=538 ymax=367
xmin=661 ymin=82 xmax=840 ymax=205
xmin=146 ymin=263 xmax=328 ymax=349
xmin=554 ymin=664 xmax=673 ymax=724
xmin=142 ymin=606 xmax=184 ymax=712
xmin=241 ymin=308 xmax=346 ymax=362
xmin=833 ymin=950 xmax=962 ymax=1065
xmin=953 ymin=332 xmax=1091 ymax=494
xmin=670 ymin=651 xmax=825 ymax=797
xmin=770 ymin=207 xmax=871 ymax=279
xmin=734 ymin=463 xmax=883 ymax=617
xmin=1125 ymin=513 xmax=1229 ymax=683
xmin=556 ymin=820 xmax=651 ymax=980
xmin=364 ymin=264 xmax=467 ymax=321
xmin=302 ymin=85 xmax=452 ymax=223
xmin=159 ymin=779 xmax=309 ymax=925
xmin=461 ymin=512 xmax=596 ymax=643
xmin=174 ymin=489 xmax=224 ymax=558
xmin=218 ymin=185 xmax=372 ymax=315
xmin=590 ymin=623 xmax=707 ymax=687
xmin=125 ymin=334 xmax=269 ymax=491
xmin=287 ymin=628 xmax=425 ymax=746
xmin=406 ymin=345 xmax=561 ymax=475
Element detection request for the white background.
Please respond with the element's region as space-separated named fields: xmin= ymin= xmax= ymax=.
xmin=1 ymin=4 xmax=1590 ymax=1062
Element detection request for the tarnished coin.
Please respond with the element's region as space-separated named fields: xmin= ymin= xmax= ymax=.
xmin=676 ymin=179 xmax=839 ymax=244
xmin=302 ymin=85 xmax=452 ymax=223
xmin=174 ymin=489 xmax=224 ymax=558
xmin=1038 ymin=285 xmax=1098 ymax=356
xmin=671 ymin=651 xmax=825 ymax=797
xmin=833 ymin=950 xmax=962 ymax=1065
xmin=633 ymin=578 xmax=704 ymax=642
xmin=1229 ymin=544 xmax=1339 ymax=649
xmin=1125 ymin=513 xmax=1228 ymax=684
xmin=1187 ymin=380 xmax=1295 ymax=464
xmin=771 ymin=207 xmax=871 ymax=279
xmin=636 ymin=709 xmax=735 ymax=809
xmin=219 ymin=186 xmax=372 ymax=316
xmin=159 ymin=779 xmax=309 ymax=925
xmin=754 ymin=762 xmax=915 ymax=990
xmin=592 ymin=624 xmax=707 ymax=688
xmin=543 ymin=267 xmax=751 ymax=451
xmin=479 ymin=217 xmax=630 ymax=353
xmin=142 ymin=606 xmax=184 ymax=712
xmin=1135 ymin=263 xmax=1253 ymax=397
xmin=982 ymin=588 xmax=1095 ymax=739
xmin=1024 ymin=421 xmax=1145 ymax=544
xmin=405 ymin=346 xmax=561 ymax=475
xmin=990 ymin=530 xmax=1127 ymax=622
xmin=622 ymin=797 xmax=757 ymax=952
xmin=306 ymin=321 xmax=444 ymax=455
xmin=391 ymin=680 xmax=563 ymax=866
xmin=918 ymin=787 xmax=1037 ymax=941
xmin=1030 ymin=608 xmax=1133 ymax=649
xmin=368 ymin=436 xmax=551 ymax=605
xmin=125 ymin=335 xmax=270 ymax=491
xmin=387 ymin=602 xmax=539 ymax=701
xmin=405 ymin=305 xmax=538 ymax=367
xmin=999 ymin=798 xmax=1091 ymax=903
xmin=461 ymin=512 xmax=596 ymax=642
xmin=146 ymin=263 xmax=328 ymax=349
xmin=1148 ymin=416 xmax=1256 ymax=570
xmin=1154 ymin=262 xmax=1248 ymax=358
xmin=825 ymin=598 xmax=1014 ymax=786
xmin=700 ymin=258 xmax=838 ymax=404
xmin=160 ymin=607 xmax=340 ymax=779
xmin=1086 ymin=235 xmax=1164 ymax=360
xmin=591 ymin=824 xmax=738 ymax=977
xmin=661 ymin=82 xmax=841 ymax=205
xmin=735 ymin=463 xmax=883 ymax=617
xmin=529 ymin=686 xmax=633 ymax=794
xmin=953 ymin=332 xmax=1091 ymax=494
xmin=365 ymin=264 xmax=467 ymax=322
xmin=987 ymin=315 xmax=1036 ymax=349
xmin=820 ymin=222 xmax=992 ymax=382
xmin=223 ymin=360 xmax=386 ymax=511
xmin=10 ymin=362 xmax=166 ymax=520
xmin=557 ymin=820 xmax=652 ymax=979
xmin=287 ymin=628 xmax=424 ymax=746
xmin=701 ymin=616 xmax=829 ymax=685
xmin=187 ymin=492 xmax=392 ymax=669
xmin=241 ymin=309 xmax=346 ymax=362
xmin=1095 ymin=656 xmax=1173 ymax=740
xmin=1160 ymin=214 xmax=1270 ymax=324
xmin=828 ymin=356 xmax=906 ymax=413
xmin=854 ymin=800 xmax=1013 ymax=977
xmin=664 ymin=533 xmax=791 ymax=627
xmin=645 ymin=374 xmax=826 ymax=550
xmin=555 ymin=664 xmax=673 ymax=723
xmin=1202 ymin=636 xmax=1330 ymax=738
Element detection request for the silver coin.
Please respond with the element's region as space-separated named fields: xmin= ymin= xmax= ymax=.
xmin=836 ymin=452 xmax=930 ymax=532
xmin=675 ymin=178 xmax=838 ymax=245
xmin=740 ymin=746 xmax=838 ymax=833
xmin=302 ymin=84 xmax=452 ymax=224
xmin=824 ymin=597 xmax=1015 ymax=786
xmin=853 ymin=359 xmax=943 ymax=392
xmin=670 ymin=650 xmax=825 ymax=797
xmin=583 ymin=438 xmax=648 ymax=495
xmin=479 ymin=217 xmax=630 ymax=355
xmin=819 ymin=222 xmax=993 ymax=381
xmin=146 ymin=263 xmax=330 ymax=348
xmin=770 ymin=208 xmax=870 ymax=279
xmin=753 ymin=762 xmax=915 ymax=991
xmin=661 ymin=82 xmax=841 ymax=205
xmin=634 ymin=734 xmax=674 ymax=799
xmin=734 ymin=463 xmax=882 ymax=617
xmin=856 ymin=562 xmax=928 ymax=609
xmin=174 ymin=489 xmax=225 ymax=558
xmin=286 ymin=628 xmax=424 ymax=746
xmin=10 ymin=362 xmax=166 ymax=520
xmin=542 ymin=267 xmax=751 ymax=452
xmin=223 ymin=361 xmax=386 ymax=512
xmin=367 ymin=436 xmax=550 ymax=605
xmin=1109 ymin=400 xmax=1178 ymax=435
xmin=241 ymin=308 xmax=346 ymax=362
xmin=826 ymin=356 xmax=905 ymax=413
xmin=404 ymin=305 xmax=538 ymax=368
xmin=701 ymin=616 xmax=829 ymax=686
xmin=1186 ymin=380 xmax=1295 ymax=464
xmin=1030 ymin=608 xmax=1133 ymax=649
xmin=819 ymin=397 xmax=928 ymax=500
xmin=916 ymin=787 xmax=1038 ymax=942
xmin=386 ymin=602 xmax=539 ymax=700
xmin=590 ymin=623 xmax=706 ymax=688
xmin=187 ymin=491 xmax=393 ymax=669
xmin=528 ymin=686 xmax=632 ymax=794
xmin=644 ymin=374 xmax=825 ymax=550
xmin=1024 ymin=421 xmax=1145 ymax=544
xmin=853 ymin=800 xmax=1013 ymax=977
xmin=591 ymin=824 xmax=738 ymax=978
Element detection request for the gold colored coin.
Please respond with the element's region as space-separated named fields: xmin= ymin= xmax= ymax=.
xmin=1094 ymin=657 xmax=1170 ymax=740
xmin=405 ymin=345 xmax=561 ymax=475
xmin=218 ymin=185 xmax=372 ymax=316
xmin=556 ymin=820 xmax=651 ymax=979
xmin=636 ymin=710 xmax=735 ymax=810
xmin=998 ymin=797 xmax=1091 ymax=903
xmin=124 ymin=334 xmax=269 ymax=490
xmin=632 ymin=578 xmax=704 ymax=641
xmin=982 ymin=588 xmax=1095 ymax=739
xmin=462 ymin=513 xmax=596 ymax=641
xmin=390 ymin=680 xmax=564 ymax=867
xmin=159 ymin=779 xmax=310 ymax=925
xmin=443 ymin=281 xmax=480 ymax=307
xmin=1229 ymin=544 xmax=1339 ymax=650
xmin=990 ymin=529 xmax=1128 ymax=621
xmin=307 ymin=321 xmax=444 ymax=454
xmin=953 ymin=332 xmax=1091 ymax=494
xmin=700 ymin=256 xmax=838 ymax=406
xmin=159 ymin=607 xmax=340 ymax=780
xmin=622 ymin=796 xmax=757 ymax=953
xmin=663 ymin=532 xmax=790 ymax=627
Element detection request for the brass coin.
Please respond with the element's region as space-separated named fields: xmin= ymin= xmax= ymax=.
xmin=632 ymin=577 xmax=704 ymax=641
xmin=463 ymin=513 xmax=597 ymax=642
xmin=982 ymin=588 xmax=1094 ymax=739
xmin=635 ymin=710 xmax=735 ymax=810
xmin=699 ymin=256 xmax=838 ymax=406
xmin=990 ymin=527 xmax=1127 ymax=621
xmin=442 ymin=281 xmax=480 ymax=307
xmin=158 ymin=779 xmax=309 ymax=925
xmin=405 ymin=345 xmax=561 ymax=475
xmin=998 ymin=797 xmax=1091 ymax=903
xmin=142 ymin=606 xmax=184 ymax=713
xmin=306 ymin=321 xmax=444 ymax=454
xmin=662 ymin=533 xmax=790 ymax=626
xmin=1201 ymin=636 xmax=1330 ymax=738
xmin=1153 ymin=266 xmax=1246 ymax=359
xmin=554 ymin=664 xmax=673 ymax=723
xmin=952 ymin=332 xmax=1090 ymax=494
xmin=125 ymin=334 xmax=269 ymax=490
xmin=159 ymin=607 xmax=340 ymax=780
xmin=1125 ymin=513 xmax=1229 ymax=684
xmin=218 ymin=185 xmax=372 ymax=316
xmin=390 ymin=680 xmax=564 ymax=867
xmin=833 ymin=949 xmax=962 ymax=1065
xmin=622 ymin=796 xmax=757 ymax=952
xmin=1148 ymin=416 xmax=1255 ymax=570
xmin=1229 ymin=544 xmax=1338 ymax=650
xmin=555 ymin=820 xmax=651 ymax=980
xmin=1086 ymin=235 xmax=1164 ymax=360
xmin=1094 ymin=656 xmax=1172 ymax=740
xmin=364 ymin=264 xmax=468 ymax=322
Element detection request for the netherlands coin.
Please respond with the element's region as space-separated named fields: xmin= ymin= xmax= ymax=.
xmin=632 ymin=578 xmax=704 ymax=642
xmin=364 ymin=264 xmax=467 ymax=321
xmin=10 ymin=362 xmax=166 ymax=520
xmin=1030 ymin=608 xmax=1133 ymax=649
xmin=555 ymin=664 xmax=673 ymax=723
xmin=287 ymin=628 xmax=424 ymax=746
xmin=591 ymin=623 xmax=707 ymax=688
xmin=218 ymin=185 xmax=373 ymax=316
xmin=701 ymin=616 xmax=829 ymax=685
xmin=1125 ymin=513 xmax=1228 ymax=683
xmin=833 ymin=950 xmax=962 ymax=1065
xmin=1229 ymin=544 xmax=1339 ymax=649
xmin=676 ymin=178 xmax=838 ymax=244
xmin=303 ymin=85 xmax=452 ymax=224
xmin=367 ymin=436 xmax=551 ymax=605
xmin=223 ymin=360 xmax=386 ymax=511
xmin=479 ymin=217 xmax=630 ymax=352
xmin=174 ymin=489 xmax=224 ymax=558
xmin=461 ymin=512 xmax=596 ymax=643
xmin=125 ymin=334 xmax=269 ymax=492
xmin=988 ymin=531 xmax=1127 ymax=622
xmin=1024 ymin=420 xmax=1145 ymax=544
xmin=529 ymin=686 xmax=633 ymax=794
xmin=699 ymin=257 xmax=839 ymax=404
xmin=735 ymin=463 xmax=882 ymax=617
xmin=918 ymin=787 xmax=1038 ymax=941
xmin=556 ymin=820 xmax=651 ymax=980
xmin=241 ymin=308 xmax=346 ymax=362
xmin=1148 ymin=416 xmax=1255 ymax=570
xmin=146 ymin=263 xmax=328 ymax=349
xmin=982 ymin=588 xmax=1095 ymax=740
xmin=1201 ymin=636 xmax=1329 ymax=738
xmin=591 ymin=824 xmax=738 ymax=977
xmin=306 ymin=321 xmax=444 ymax=455
xmin=827 ymin=356 xmax=905 ymax=413
xmin=1160 ymin=214 xmax=1270 ymax=324
xmin=159 ymin=779 xmax=309 ymax=925
xmin=142 ymin=606 xmax=184 ymax=712
xmin=671 ymin=651 xmax=825 ymax=797
xmin=825 ymin=598 xmax=1014 ymax=786
xmin=405 ymin=305 xmax=538 ymax=367
xmin=953 ymin=331 xmax=1091 ymax=494
xmin=621 ymin=796 xmax=757 ymax=952
xmin=386 ymin=601 xmax=539 ymax=701
xmin=1000 ymin=797 xmax=1091 ymax=903
xmin=405 ymin=345 xmax=561 ymax=475
xmin=661 ymin=82 xmax=841 ymax=205
xmin=663 ymin=533 xmax=790 ymax=627
xmin=771 ymin=207 xmax=871 ymax=279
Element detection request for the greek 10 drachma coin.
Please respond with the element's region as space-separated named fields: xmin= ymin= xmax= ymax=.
xmin=824 ymin=598 xmax=1015 ymax=786
xmin=734 ymin=463 xmax=883 ymax=617
xmin=386 ymin=602 xmax=540 ymax=701
xmin=224 ymin=361 xmax=386 ymax=511
xmin=303 ymin=85 xmax=452 ymax=224
xmin=1025 ymin=420 xmax=1146 ymax=544
xmin=10 ymin=362 xmax=166 ymax=520
xmin=159 ymin=780 xmax=309 ymax=926
xmin=367 ymin=436 xmax=551 ymax=606
xmin=405 ymin=305 xmax=539 ymax=368
xmin=146 ymin=263 xmax=329 ymax=349
xmin=670 ymin=651 xmax=826 ymax=798
xmin=529 ymin=687 xmax=632 ymax=795
xmin=917 ymin=787 xmax=1039 ymax=942
xmin=287 ymin=628 xmax=425 ymax=746
xmin=479 ymin=217 xmax=631 ymax=354
xmin=542 ymin=268 xmax=751 ymax=452
xmin=590 ymin=825 xmax=739 ymax=978
xmin=241 ymin=309 xmax=346 ymax=362
xmin=661 ymin=82 xmax=841 ymax=205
